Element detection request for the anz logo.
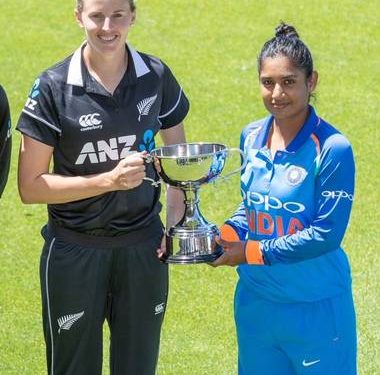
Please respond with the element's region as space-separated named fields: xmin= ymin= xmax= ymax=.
xmin=79 ymin=113 xmax=103 ymax=131
xmin=75 ymin=135 xmax=136 ymax=165
xmin=25 ymin=78 xmax=41 ymax=111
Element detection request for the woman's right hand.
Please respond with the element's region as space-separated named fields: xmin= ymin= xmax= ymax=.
xmin=108 ymin=152 xmax=147 ymax=191
xmin=18 ymin=136 xmax=150 ymax=204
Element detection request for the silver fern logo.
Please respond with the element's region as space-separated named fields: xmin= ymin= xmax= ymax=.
xmin=137 ymin=94 xmax=157 ymax=122
xmin=57 ymin=311 xmax=85 ymax=334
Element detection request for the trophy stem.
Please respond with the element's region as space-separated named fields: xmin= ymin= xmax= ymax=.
xmin=178 ymin=186 xmax=208 ymax=228
xmin=164 ymin=185 xmax=223 ymax=264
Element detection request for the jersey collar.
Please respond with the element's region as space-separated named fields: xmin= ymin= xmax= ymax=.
xmin=286 ymin=106 xmax=320 ymax=152
xmin=261 ymin=105 xmax=320 ymax=152
xmin=67 ymin=42 xmax=151 ymax=87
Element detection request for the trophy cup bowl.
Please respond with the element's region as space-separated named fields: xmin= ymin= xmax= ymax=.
xmin=149 ymin=142 xmax=244 ymax=264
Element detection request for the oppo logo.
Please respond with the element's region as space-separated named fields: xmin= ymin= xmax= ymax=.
xmin=322 ymin=190 xmax=354 ymax=201
xmin=244 ymin=191 xmax=305 ymax=214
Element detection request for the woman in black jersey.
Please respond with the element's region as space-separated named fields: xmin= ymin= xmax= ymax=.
xmin=0 ymin=84 xmax=11 ymax=198
xmin=17 ymin=0 xmax=189 ymax=374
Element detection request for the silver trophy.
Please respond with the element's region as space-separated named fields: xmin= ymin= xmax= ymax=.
xmin=146 ymin=143 xmax=245 ymax=264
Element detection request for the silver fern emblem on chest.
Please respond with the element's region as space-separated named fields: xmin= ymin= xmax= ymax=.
xmin=137 ymin=94 xmax=157 ymax=122
xmin=57 ymin=311 xmax=84 ymax=334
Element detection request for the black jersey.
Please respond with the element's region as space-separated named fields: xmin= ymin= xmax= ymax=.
xmin=17 ymin=44 xmax=190 ymax=235
xmin=0 ymin=85 xmax=11 ymax=197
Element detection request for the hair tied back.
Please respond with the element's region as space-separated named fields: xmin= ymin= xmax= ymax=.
xmin=275 ymin=22 xmax=299 ymax=39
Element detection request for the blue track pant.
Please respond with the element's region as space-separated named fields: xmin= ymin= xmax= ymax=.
xmin=234 ymin=279 xmax=357 ymax=375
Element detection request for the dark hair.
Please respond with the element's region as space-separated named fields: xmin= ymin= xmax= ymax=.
xmin=258 ymin=22 xmax=314 ymax=78
xmin=76 ymin=0 xmax=136 ymax=12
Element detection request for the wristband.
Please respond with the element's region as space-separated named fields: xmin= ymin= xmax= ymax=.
xmin=245 ymin=240 xmax=264 ymax=265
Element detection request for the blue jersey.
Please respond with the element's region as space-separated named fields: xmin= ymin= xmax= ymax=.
xmin=226 ymin=106 xmax=355 ymax=302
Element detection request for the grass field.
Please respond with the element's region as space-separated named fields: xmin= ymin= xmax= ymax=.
xmin=0 ymin=0 xmax=379 ymax=374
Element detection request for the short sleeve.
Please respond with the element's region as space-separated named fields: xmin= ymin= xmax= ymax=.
xmin=0 ymin=85 xmax=11 ymax=153
xmin=16 ymin=73 xmax=61 ymax=147
xmin=158 ymin=63 xmax=190 ymax=129
xmin=0 ymin=85 xmax=11 ymax=197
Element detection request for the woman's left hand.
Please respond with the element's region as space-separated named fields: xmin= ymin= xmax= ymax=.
xmin=210 ymin=237 xmax=247 ymax=267
xmin=156 ymin=230 xmax=168 ymax=261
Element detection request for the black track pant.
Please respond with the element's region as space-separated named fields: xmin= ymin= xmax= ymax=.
xmin=40 ymin=219 xmax=168 ymax=375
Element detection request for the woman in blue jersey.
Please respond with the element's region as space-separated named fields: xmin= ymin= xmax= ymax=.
xmin=212 ymin=22 xmax=356 ymax=374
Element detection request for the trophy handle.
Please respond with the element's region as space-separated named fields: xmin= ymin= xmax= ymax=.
xmin=143 ymin=154 xmax=161 ymax=187
xmin=217 ymin=148 xmax=247 ymax=181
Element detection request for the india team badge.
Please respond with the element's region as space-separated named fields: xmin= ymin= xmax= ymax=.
xmin=286 ymin=166 xmax=307 ymax=186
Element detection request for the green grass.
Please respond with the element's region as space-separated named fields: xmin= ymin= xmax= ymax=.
xmin=0 ymin=0 xmax=379 ymax=374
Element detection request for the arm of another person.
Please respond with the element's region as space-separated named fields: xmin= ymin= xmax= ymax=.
xmin=18 ymin=135 xmax=148 ymax=204
xmin=0 ymin=86 xmax=11 ymax=197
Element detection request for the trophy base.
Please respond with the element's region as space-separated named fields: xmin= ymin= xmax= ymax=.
xmin=165 ymin=245 xmax=223 ymax=264
xmin=164 ymin=225 xmax=223 ymax=264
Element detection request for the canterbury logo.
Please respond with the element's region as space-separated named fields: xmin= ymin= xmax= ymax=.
xmin=6 ymin=120 xmax=11 ymax=139
xmin=79 ymin=113 xmax=102 ymax=130
xmin=155 ymin=303 xmax=165 ymax=315
xmin=57 ymin=311 xmax=84 ymax=334
xmin=137 ymin=94 xmax=157 ymax=122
